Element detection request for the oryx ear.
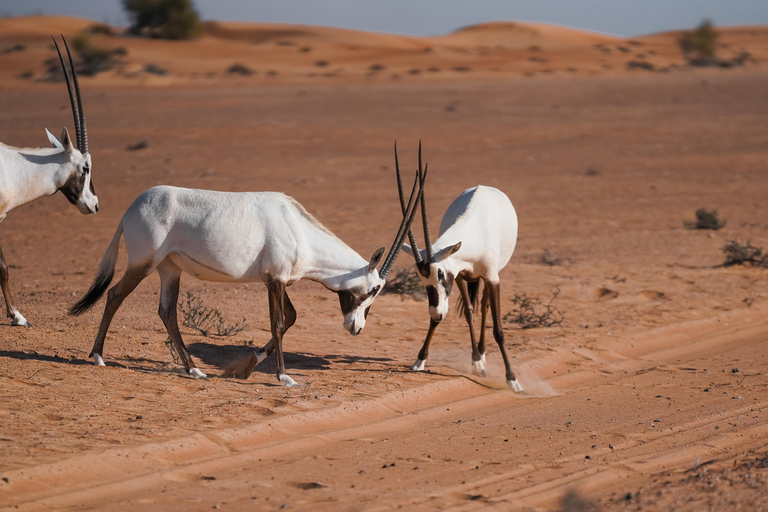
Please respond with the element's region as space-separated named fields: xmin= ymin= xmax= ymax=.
xmin=402 ymin=243 xmax=413 ymax=256
xmin=433 ymin=241 xmax=462 ymax=262
xmin=46 ymin=126 xmax=63 ymax=149
xmin=368 ymin=246 xmax=386 ymax=272
xmin=60 ymin=127 xmax=74 ymax=155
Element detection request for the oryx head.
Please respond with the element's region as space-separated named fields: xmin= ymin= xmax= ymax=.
xmin=396 ymin=141 xmax=460 ymax=323
xmin=48 ymin=35 xmax=98 ymax=215
xmin=337 ymin=162 xmax=423 ymax=335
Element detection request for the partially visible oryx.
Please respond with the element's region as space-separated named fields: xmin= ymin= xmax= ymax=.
xmin=0 ymin=36 xmax=98 ymax=327
xmin=70 ymin=168 xmax=422 ymax=386
xmin=395 ymin=142 xmax=524 ymax=393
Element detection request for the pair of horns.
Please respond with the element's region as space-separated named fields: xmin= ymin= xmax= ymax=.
xmin=52 ymin=35 xmax=88 ymax=154
xmin=395 ymin=141 xmax=433 ymax=269
xmin=378 ymin=152 xmax=424 ymax=279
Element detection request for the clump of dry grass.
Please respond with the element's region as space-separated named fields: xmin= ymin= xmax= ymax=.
xmin=721 ymin=240 xmax=768 ymax=268
xmin=381 ymin=268 xmax=426 ymax=301
xmin=179 ymin=291 xmax=246 ymax=337
xmin=685 ymin=208 xmax=725 ymax=230
xmin=504 ymin=287 xmax=564 ymax=329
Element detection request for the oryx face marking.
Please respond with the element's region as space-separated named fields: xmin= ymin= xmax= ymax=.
xmin=60 ymin=152 xmax=98 ymax=214
xmin=338 ymin=274 xmax=384 ymax=335
xmin=419 ymin=263 xmax=454 ymax=322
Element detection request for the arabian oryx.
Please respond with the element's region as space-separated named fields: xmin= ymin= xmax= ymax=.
xmin=395 ymin=142 xmax=524 ymax=393
xmin=69 ymin=166 xmax=422 ymax=386
xmin=0 ymin=36 xmax=98 ymax=327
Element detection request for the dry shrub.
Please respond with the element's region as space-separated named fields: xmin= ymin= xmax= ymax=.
xmin=556 ymin=489 xmax=601 ymax=512
xmin=179 ymin=291 xmax=246 ymax=337
xmin=123 ymin=0 xmax=203 ymax=40
xmin=721 ymin=240 xmax=768 ymax=268
xmin=685 ymin=208 xmax=725 ymax=230
xmin=227 ymin=63 xmax=254 ymax=76
xmin=381 ymin=268 xmax=426 ymax=301
xmin=504 ymin=287 xmax=564 ymax=329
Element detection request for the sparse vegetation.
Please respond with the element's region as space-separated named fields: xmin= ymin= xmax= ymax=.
xmin=540 ymin=249 xmax=567 ymax=266
xmin=369 ymin=63 xmax=386 ymax=71
xmin=504 ymin=287 xmax=564 ymax=329
xmin=679 ymin=20 xmax=718 ymax=62
xmin=2 ymin=43 xmax=25 ymax=54
xmin=86 ymin=23 xmax=116 ymax=36
xmin=66 ymin=34 xmax=124 ymax=76
xmin=721 ymin=240 xmax=768 ymax=268
xmin=179 ymin=291 xmax=246 ymax=337
xmin=627 ymin=60 xmax=654 ymax=71
xmin=381 ymin=268 xmax=426 ymax=301
xmin=227 ymin=63 xmax=254 ymax=76
xmin=315 ymin=60 xmax=329 ymax=67
xmin=123 ymin=0 xmax=203 ymax=40
xmin=144 ymin=63 xmax=168 ymax=75
xmin=454 ymin=66 xmax=471 ymax=72
xmin=685 ymin=208 xmax=725 ymax=230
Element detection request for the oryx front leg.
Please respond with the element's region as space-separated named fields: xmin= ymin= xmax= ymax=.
xmin=89 ymin=264 xmax=151 ymax=367
xmin=157 ymin=261 xmax=204 ymax=378
xmin=411 ymin=318 xmax=439 ymax=371
xmin=457 ymin=277 xmax=485 ymax=377
xmin=487 ymin=280 xmax=524 ymax=393
xmin=267 ymin=279 xmax=298 ymax=387
xmin=0 ymin=242 xmax=30 ymax=327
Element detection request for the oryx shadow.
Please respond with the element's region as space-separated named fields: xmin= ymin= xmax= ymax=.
xmin=0 ymin=349 xmax=92 ymax=366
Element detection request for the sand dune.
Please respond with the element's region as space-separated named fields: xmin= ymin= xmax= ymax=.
xmin=0 ymin=15 xmax=766 ymax=86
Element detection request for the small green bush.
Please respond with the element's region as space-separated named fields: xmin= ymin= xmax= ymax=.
xmin=679 ymin=20 xmax=718 ymax=61
xmin=123 ymin=0 xmax=203 ymax=40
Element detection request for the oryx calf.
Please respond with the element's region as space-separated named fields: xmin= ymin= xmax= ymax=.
xmin=395 ymin=143 xmax=523 ymax=392
xmin=70 ymin=174 xmax=421 ymax=386
xmin=0 ymin=36 xmax=98 ymax=326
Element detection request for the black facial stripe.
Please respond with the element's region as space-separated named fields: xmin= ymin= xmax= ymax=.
xmin=338 ymin=290 xmax=364 ymax=316
xmin=58 ymin=168 xmax=87 ymax=205
xmin=426 ymin=286 xmax=439 ymax=308
xmin=443 ymin=273 xmax=455 ymax=296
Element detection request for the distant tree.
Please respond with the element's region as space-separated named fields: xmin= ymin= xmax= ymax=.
xmin=678 ymin=19 xmax=718 ymax=61
xmin=122 ymin=0 xmax=202 ymax=40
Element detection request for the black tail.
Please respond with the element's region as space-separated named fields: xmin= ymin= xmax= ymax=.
xmin=455 ymin=279 xmax=481 ymax=318
xmin=69 ymin=222 xmax=122 ymax=316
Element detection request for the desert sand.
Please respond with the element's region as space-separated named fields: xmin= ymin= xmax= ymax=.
xmin=1 ymin=15 xmax=768 ymax=511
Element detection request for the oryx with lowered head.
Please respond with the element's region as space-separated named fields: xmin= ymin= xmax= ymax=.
xmin=69 ymin=166 xmax=422 ymax=386
xmin=0 ymin=36 xmax=98 ymax=326
xmin=395 ymin=142 xmax=523 ymax=392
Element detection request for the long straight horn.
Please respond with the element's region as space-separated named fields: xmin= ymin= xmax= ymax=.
xmin=62 ymin=35 xmax=88 ymax=154
xmin=51 ymin=35 xmax=81 ymax=150
xmin=418 ymin=141 xmax=434 ymax=263
xmin=395 ymin=141 xmax=422 ymax=265
xmin=380 ymin=171 xmax=422 ymax=279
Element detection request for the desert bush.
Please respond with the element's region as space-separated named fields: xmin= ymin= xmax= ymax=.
xmin=144 ymin=63 xmax=168 ymax=75
xmin=86 ymin=23 xmax=116 ymax=36
xmin=504 ymin=287 xmax=564 ymax=329
xmin=679 ymin=20 xmax=717 ymax=62
xmin=539 ymin=248 xmax=566 ymax=266
xmin=60 ymin=34 xmax=124 ymax=76
xmin=2 ymin=43 xmax=25 ymax=54
xmin=685 ymin=208 xmax=725 ymax=230
xmin=369 ymin=63 xmax=385 ymax=71
xmin=381 ymin=268 xmax=426 ymax=301
xmin=627 ymin=60 xmax=654 ymax=71
xmin=123 ymin=0 xmax=203 ymax=40
xmin=721 ymin=240 xmax=768 ymax=268
xmin=179 ymin=291 xmax=246 ymax=337
xmin=227 ymin=63 xmax=253 ymax=76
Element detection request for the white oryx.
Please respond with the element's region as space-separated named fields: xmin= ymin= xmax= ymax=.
xmin=395 ymin=142 xmax=523 ymax=393
xmin=70 ymin=165 xmax=422 ymax=386
xmin=0 ymin=36 xmax=98 ymax=327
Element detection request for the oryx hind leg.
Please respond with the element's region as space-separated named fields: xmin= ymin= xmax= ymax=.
xmin=486 ymin=279 xmax=524 ymax=393
xmin=89 ymin=262 xmax=153 ymax=366
xmin=157 ymin=260 xmax=205 ymax=378
xmin=478 ymin=282 xmax=489 ymax=366
xmin=0 ymin=242 xmax=30 ymax=327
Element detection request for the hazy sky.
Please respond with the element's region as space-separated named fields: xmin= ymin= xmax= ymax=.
xmin=1 ymin=0 xmax=767 ymax=37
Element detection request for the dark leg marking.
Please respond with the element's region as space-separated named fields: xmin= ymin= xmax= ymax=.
xmin=267 ymin=279 xmax=297 ymax=386
xmin=0 ymin=242 xmax=27 ymax=326
xmin=89 ymin=263 xmax=152 ymax=361
xmin=478 ymin=283 xmax=489 ymax=356
xmin=157 ymin=260 xmax=200 ymax=375
xmin=456 ymin=276 xmax=482 ymax=364
xmin=486 ymin=279 xmax=523 ymax=391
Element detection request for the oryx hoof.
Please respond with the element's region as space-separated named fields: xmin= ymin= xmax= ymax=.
xmin=471 ymin=359 xmax=486 ymax=378
xmin=189 ymin=368 xmax=208 ymax=379
xmin=410 ymin=359 xmax=426 ymax=371
xmin=279 ymin=374 xmax=299 ymax=387
xmin=93 ymin=353 xmax=106 ymax=367
xmin=508 ymin=379 xmax=524 ymax=394
xmin=10 ymin=312 xmax=31 ymax=327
